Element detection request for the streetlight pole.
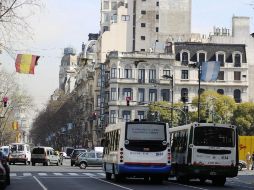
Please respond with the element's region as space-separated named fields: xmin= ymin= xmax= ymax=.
xmin=162 ymin=74 xmax=174 ymax=127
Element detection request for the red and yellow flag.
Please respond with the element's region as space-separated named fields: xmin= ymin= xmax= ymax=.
xmin=15 ymin=54 xmax=40 ymax=74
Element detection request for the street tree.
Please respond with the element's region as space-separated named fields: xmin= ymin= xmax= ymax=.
xmin=0 ymin=0 xmax=43 ymax=54
xmin=190 ymin=90 xmax=236 ymax=123
xmin=232 ymin=102 xmax=254 ymax=135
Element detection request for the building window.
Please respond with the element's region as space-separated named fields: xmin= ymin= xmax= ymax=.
xmin=140 ymin=49 xmax=145 ymax=52
xmin=234 ymin=71 xmax=241 ymax=81
xmin=110 ymin=110 xmax=117 ymax=124
xmin=121 ymin=15 xmax=130 ymax=21
xmin=141 ymin=23 xmax=146 ymax=27
xmin=138 ymin=69 xmax=145 ymax=83
xmin=138 ymin=88 xmax=145 ymax=102
xmin=141 ymin=36 xmax=146 ymax=40
xmin=234 ymin=89 xmax=241 ymax=103
xmin=234 ymin=54 xmax=241 ymax=67
xmin=181 ymin=52 xmax=189 ymax=65
xmin=163 ymin=70 xmax=170 ymax=76
xmin=156 ymin=27 xmax=159 ymax=32
xmin=97 ymin=77 xmax=101 ymax=87
xmin=138 ymin=111 xmax=145 ymax=120
xmin=156 ymin=1 xmax=159 ymax=6
xmin=161 ymin=89 xmax=170 ymax=101
xmin=111 ymin=88 xmax=117 ymax=101
xmin=104 ymin=13 xmax=110 ymax=22
xmin=123 ymin=111 xmax=131 ymax=122
xmin=198 ymin=52 xmax=206 ymax=63
xmin=181 ymin=88 xmax=188 ymax=103
xmin=111 ymin=68 xmax=117 ymax=78
xmin=217 ymin=71 xmax=224 ymax=80
xmin=103 ymin=1 xmax=109 ymax=9
xmin=111 ymin=1 xmax=117 ymax=10
xmin=141 ymin=10 xmax=146 ymax=15
xmin=123 ymin=88 xmax=132 ymax=100
xmin=181 ymin=70 xmax=189 ymax=79
xmin=124 ymin=68 xmax=132 ymax=78
xmin=149 ymin=69 xmax=156 ymax=82
xmin=156 ymin=14 xmax=159 ymax=19
xmin=97 ymin=95 xmax=101 ymax=107
xmin=218 ymin=54 xmax=225 ymax=67
xmin=149 ymin=89 xmax=157 ymax=102
xmin=217 ymin=89 xmax=224 ymax=95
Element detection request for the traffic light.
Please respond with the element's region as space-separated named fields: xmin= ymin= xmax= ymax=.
xmin=2 ymin=97 xmax=8 ymax=107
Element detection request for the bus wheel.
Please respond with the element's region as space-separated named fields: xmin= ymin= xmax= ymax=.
xmin=212 ymin=177 xmax=226 ymax=186
xmin=114 ymin=174 xmax=124 ymax=182
xmin=176 ymin=176 xmax=189 ymax=184
xmin=105 ymin=172 xmax=112 ymax=180
xmin=199 ymin=178 xmax=206 ymax=184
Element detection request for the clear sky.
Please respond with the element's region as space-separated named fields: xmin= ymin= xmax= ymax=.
xmin=0 ymin=0 xmax=253 ymax=114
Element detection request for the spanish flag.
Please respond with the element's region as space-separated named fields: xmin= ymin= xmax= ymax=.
xmin=15 ymin=54 xmax=40 ymax=74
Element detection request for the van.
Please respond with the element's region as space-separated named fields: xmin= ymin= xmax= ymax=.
xmin=9 ymin=143 xmax=31 ymax=165
xmin=31 ymin=147 xmax=60 ymax=166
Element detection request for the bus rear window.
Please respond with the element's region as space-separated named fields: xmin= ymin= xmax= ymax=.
xmin=126 ymin=123 xmax=166 ymax=141
xmin=194 ymin=127 xmax=234 ymax=147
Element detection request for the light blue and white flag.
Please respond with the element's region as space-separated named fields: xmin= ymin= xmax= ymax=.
xmin=201 ymin=61 xmax=220 ymax=82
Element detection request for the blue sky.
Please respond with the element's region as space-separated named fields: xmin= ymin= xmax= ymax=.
xmin=0 ymin=0 xmax=253 ymax=113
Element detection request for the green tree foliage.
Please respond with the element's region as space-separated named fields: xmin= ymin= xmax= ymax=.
xmin=191 ymin=90 xmax=236 ymax=123
xmin=147 ymin=101 xmax=187 ymax=126
xmin=232 ymin=102 xmax=254 ymax=135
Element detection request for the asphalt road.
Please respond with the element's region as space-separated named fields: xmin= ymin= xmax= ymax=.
xmin=5 ymin=159 xmax=254 ymax=190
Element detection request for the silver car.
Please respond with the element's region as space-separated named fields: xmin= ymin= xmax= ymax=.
xmin=77 ymin=151 xmax=103 ymax=169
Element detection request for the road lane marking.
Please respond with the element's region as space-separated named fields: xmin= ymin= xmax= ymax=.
xmin=53 ymin=173 xmax=63 ymax=176
xmin=88 ymin=177 xmax=134 ymax=190
xmin=83 ymin=173 xmax=96 ymax=177
xmin=38 ymin=173 xmax=47 ymax=176
xmin=33 ymin=176 xmax=47 ymax=190
xmin=23 ymin=173 xmax=32 ymax=176
xmin=97 ymin=173 xmax=106 ymax=177
xmin=10 ymin=173 xmax=17 ymax=177
xmin=68 ymin=173 xmax=79 ymax=176
xmin=167 ymin=181 xmax=208 ymax=190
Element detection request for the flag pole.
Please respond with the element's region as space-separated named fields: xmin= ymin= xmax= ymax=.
xmin=198 ymin=62 xmax=201 ymax=123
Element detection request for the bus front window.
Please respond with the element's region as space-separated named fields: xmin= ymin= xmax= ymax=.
xmin=194 ymin=127 xmax=234 ymax=147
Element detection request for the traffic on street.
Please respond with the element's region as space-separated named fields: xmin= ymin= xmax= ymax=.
xmin=4 ymin=159 xmax=254 ymax=190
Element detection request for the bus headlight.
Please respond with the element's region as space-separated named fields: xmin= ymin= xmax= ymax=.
xmin=124 ymin=140 xmax=129 ymax=145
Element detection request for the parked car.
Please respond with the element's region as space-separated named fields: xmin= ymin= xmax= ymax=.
xmin=0 ymin=146 xmax=10 ymax=161
xmin=238 ymin=160 xmax=247 ymax=171
xmin=76 ymin=151 xmax=103 ymax=169
xmin=70 ymin=149 xmax=87 ymax=166
xmin=0 ymin=151 xmax=10 ymax=188
xmin=31 ymin=147 xmax=61 ymax=166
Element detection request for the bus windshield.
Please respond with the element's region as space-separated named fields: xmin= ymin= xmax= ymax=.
xmin=193 ymin=127 xmax=235 ymax=147
xmin=126 ymin=123 xmax=166 ymax=141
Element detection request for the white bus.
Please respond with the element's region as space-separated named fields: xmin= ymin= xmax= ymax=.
xmin=102 ymin=121 xmax=171 ymax=182
xmin=169 ymin=122 xmax=238 ymax=186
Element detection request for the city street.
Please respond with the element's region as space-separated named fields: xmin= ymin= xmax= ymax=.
xmin=5 ymin=159 xmax=254 ymax=190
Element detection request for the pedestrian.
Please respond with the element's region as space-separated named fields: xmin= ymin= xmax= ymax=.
xmin=252 ymin=152 xmax=254 ymax=170
xmin=246 ymin=152 xmax=251 ymax=170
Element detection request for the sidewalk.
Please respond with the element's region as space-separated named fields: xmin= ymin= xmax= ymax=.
xmin=238 ymin=169 xmax=254 ymax=175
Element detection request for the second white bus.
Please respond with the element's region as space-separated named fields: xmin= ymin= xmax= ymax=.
xmin=169 ymin=122 xmax=238 ymax=186
xmin=102 ymin=121 xmax=171 ymax=182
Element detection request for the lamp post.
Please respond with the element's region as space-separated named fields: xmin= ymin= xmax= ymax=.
xmin=162 ymin=74 xmax=174 ymax=127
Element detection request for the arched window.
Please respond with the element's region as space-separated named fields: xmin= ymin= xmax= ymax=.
xmin=217 ymin=89 xmax=224 ymax=95
xmin=181 ymin=88 xmax=188 ymax=103
xmin=181 ymin=52 xmax=189 ymax=65
xmin=217 ymin=53 xmax=225 ymax=67
xmin=234 ymin=89 xmax=241 ymax=103
xmin=198 ymin=52 xmax=206 ymax=63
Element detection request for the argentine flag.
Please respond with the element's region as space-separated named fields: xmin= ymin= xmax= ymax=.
xmin=201 ymin=61 xmax=220 ymax=82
